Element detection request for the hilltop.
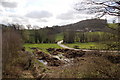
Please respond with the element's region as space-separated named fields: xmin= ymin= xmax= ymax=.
xmin=60 ymin=19 xmax=108 ymax=32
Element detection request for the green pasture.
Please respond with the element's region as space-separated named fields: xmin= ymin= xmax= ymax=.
xmin=55 ymin=32 xmax=64 ymax=41
xmin=24 ymin=43 xmax=62 ymax=53
xmin=108 ymin=23 xmax=119 ymax=29
xmin=64 ymin=42 xmax=113 ymax=50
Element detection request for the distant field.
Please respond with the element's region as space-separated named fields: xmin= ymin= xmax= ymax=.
xmin=24 ymin=43 xmax=62 ymax=53
xmin=64 ymin=42 xmax=110 ymax=50
xmin=108 ymin=23 xmax=119 ymax=29
xmin=85 ymin=31 xmax=115 ymax=37
xmin=55 ymin=32 xmax=64 ymax=41
xmin=85 ymin=31 xmax=105 ymax=35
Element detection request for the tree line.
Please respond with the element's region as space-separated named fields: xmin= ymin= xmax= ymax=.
xmin=63 ymin=31 xmax=117 ymax=43
xmin=2 ymin=24 xmax=61 ymax=44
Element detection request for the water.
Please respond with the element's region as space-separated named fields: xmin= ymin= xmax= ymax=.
xmin=53 ymin=54 xmax=72 ymax=63
xmin=38 ymin=54 xmax=73 ymax=66
xmin=38 ymin=60 xmax=47 ymax=65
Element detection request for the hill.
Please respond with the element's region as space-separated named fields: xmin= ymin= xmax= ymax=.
xmin=60 ymin=19 xmax=108 ymax=32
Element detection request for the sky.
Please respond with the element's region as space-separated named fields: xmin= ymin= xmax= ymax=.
xmin=0 ymin=0 xmax=117 ymax=28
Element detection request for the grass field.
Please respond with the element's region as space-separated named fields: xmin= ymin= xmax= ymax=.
xmin=64 ymin=42 xmax=109 ymax=50
xmin=24 ymin=43 xmax=62 ymax=53
xmin=108 ymin=23 xmax=119 ymax=29
xmin=55 ymin=33 xmax=64 ymax=41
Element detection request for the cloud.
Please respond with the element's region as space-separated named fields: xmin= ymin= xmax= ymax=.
xmin=0 ymin=0 xmax=115 ymax=27
xmin=37 ymin=19 xmax=48 ymax=22
xmin=25 ymin=10 xmax=53 ymax=19
xmin=1 ymin=1 xmax=18 ymax=8
xmin=12 ymin=17 xmax=29 ymax=23
xmin=56 ymin=9 xmax=93 ymax=21
xmin=56 ymin=10 xmax=76 ymax=20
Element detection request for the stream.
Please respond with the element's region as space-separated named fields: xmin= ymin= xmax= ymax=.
xmin=38 ymin=60 xmax=48 ymax=65
xmin=38 ymin=53 xmax=73 ymax=66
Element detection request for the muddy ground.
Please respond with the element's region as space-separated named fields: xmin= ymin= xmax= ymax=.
xmin=33 ymin=48 xmax=120 ymax=78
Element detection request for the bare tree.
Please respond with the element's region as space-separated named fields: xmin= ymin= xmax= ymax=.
xmin=75 ymin=0 xmax=120 ymax=18
xmin=26 ymin=24 xmax=32 ymax=30
xmin=2 ymin=26 xmax=23 ymax=75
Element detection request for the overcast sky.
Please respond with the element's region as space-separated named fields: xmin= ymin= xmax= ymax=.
xmin=0 ymin=0 xmax=117 ymax=28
